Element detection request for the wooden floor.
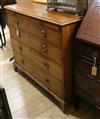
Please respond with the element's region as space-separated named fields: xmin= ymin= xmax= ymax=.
xmin=0 ymin=27 xmax=100 ymax=119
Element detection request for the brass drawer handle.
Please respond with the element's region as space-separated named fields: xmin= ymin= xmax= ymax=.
xmin=41 ymin=29 xmax=46 ymax=37
xmin=19 ymin=46 xmax=23 ymax=51
xmin=42 ymin=47 xmax=48 ymax=52
xmin=41 ymin=29 xmax=45 ymax=34
xmin=21 ymin=60 xmax=25 ymax=64
xmin=30 ymin=49 xmax=33 ymax=53
xmin=42 ymin=44 xmax=47 ymax=48
xmin=41 ymin=45 xmax=48 ymax=52
xmin=26 ymin=23 xmax=29 ymax=26
xmin=43 ymin=62 xmax=49 ymax=68
xmin=28 ymin=35 xmax=31 ymax=38
xmin=45 ymin=79 xmax=49 ymax=83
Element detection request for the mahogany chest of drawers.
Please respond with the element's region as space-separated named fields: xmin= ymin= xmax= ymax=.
xmin=75 ymin=0 xmax=100 ymax=110
xmin=5 ymin=2 xmax=81 ymax=112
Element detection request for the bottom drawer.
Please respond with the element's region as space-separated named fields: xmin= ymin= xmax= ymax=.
xmin=14 ymin=51 xmax=63 ymax=99
xmin=77 ymin=74 xmax=100 ymax=98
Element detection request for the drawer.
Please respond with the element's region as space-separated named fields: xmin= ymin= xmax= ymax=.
xmin=48 ymin=60 xmax=63 ymax=81
xmin=14 ymin=51 xmax=48 ymax=86
xmin=7 ymin=11 xmax=43 ymax=37
xmin=9 ymin=26 xmax=43 ymax=52
xmin=6 ymin=10 xmax=18 ymax=26
xmin=9 ymin=25 xmax=17 ymax=38
xmin=78 ymin=58 xmax=100 ymax=80
xmin=47 ymin=43 xmax=62 ymax=65
xmin=17 ymin=14 xmax=43 ymax=37
xmin=14 ymin=50 xmax=28 ymax=70
xmin=77 ymin=74 xmax=100 ymax=98
xmin=11 ymin=39 xmax=23 ymax=55
xmin=44 ymin=23 xmax=61 ymax=48
xmin=44 ymin=75 xmax=63 ymax=99
xmin=77 ymin=40 xmax=100 ymax=63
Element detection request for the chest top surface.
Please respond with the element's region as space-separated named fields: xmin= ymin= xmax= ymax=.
xmin=76 ymin=0 xmax=100 ymax=45
xmin=4 ymin=2 xmax=81 ymax=26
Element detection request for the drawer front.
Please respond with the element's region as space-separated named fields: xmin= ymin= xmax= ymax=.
xmin=10 ymin=26 xmax=43 ymax=52
xmin=7 ymin=11 xmax=43 ymax=37
xmin=14 ymin=50 xmax=28 ymax=70
xmin=48 ymin=60 xmax=63 ymax=81
xmin=6 ymin=10 xmax=17 ymax=26
xmin=11 ymin=39 xmax=23 ymax=55
xmin=14 ymin=51 xmax=48 ymax=86
xmin=78 ymin=58 xmax=100 ymax=80
xmin=9 ymin=25 xmax=18 ymax=38
xmin=77 ymin=40 xmax=100 ymax=63
xmin=17 ymin=14 xmax=42 ymax=37
xmin=77 ymin=74 xmax=100 ymax=98
xmin=10 ymin=27 xmax=62 ymax=65
xmin=41 ymin=43 xmax=62 ymax=65
xmin=44 ymin=23 xmax=61 ymax=48
xmin=47 ymin=44 xmax=62 ymax=65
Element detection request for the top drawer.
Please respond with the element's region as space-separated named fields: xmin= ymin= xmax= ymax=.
xmin=17 ymin=14 xmax=43 ymax=37
xmin=6 ymin=10 xmax=17 ymax=26
xmin=6 ymin=11 xmax=43 ymax=37
xmin=77 ymin=40 xmax=100 ymax=64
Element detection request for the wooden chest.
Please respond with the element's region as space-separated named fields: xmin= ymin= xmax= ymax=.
xmin=5 ymin=2 xmax=81 ymax=112
xmin=75 ymin=0 xmax=100 ymax=110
